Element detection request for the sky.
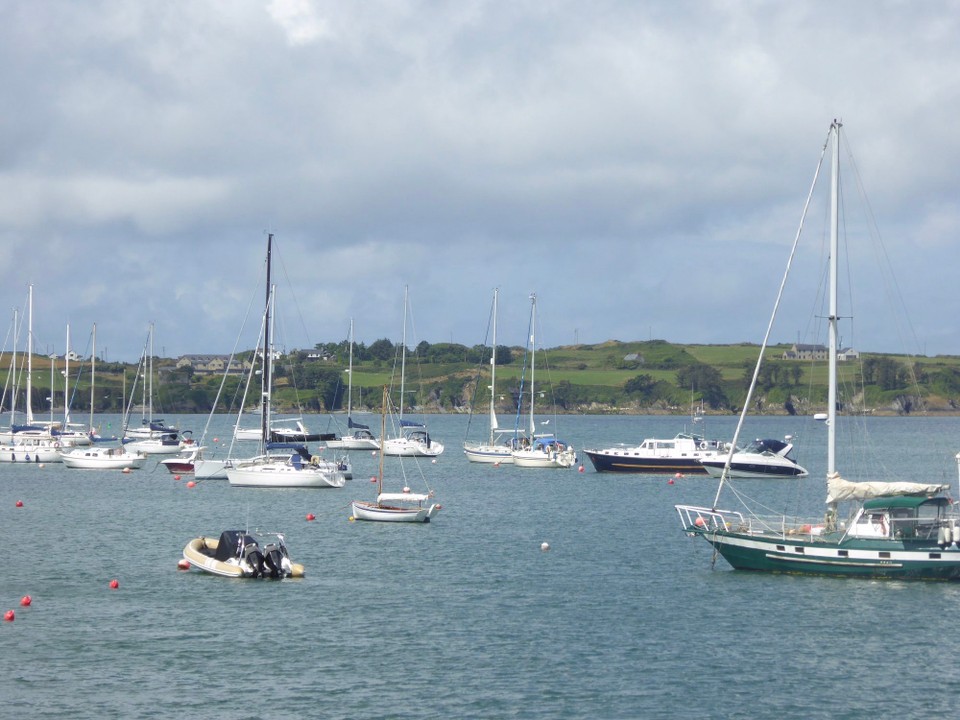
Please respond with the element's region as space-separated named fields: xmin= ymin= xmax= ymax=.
xmin=2 ymin=0 xmax=960 ymax=362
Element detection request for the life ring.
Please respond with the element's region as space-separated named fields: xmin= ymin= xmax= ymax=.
xmin=310 ymin=456 xmax=320 ymax=466
xmin=54 ymin=442 xmax=61 ymax=449
xmin=699 ymin=442 xmax=707 ymax=450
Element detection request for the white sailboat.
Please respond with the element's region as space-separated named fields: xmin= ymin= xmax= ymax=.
xmin=0 ymin=286 xmax=66 ymax=463
xmin=383 ymin=286 xmax=444 ymax=458
xmin=464 ymin=288 xmax=521 ymax=463
xmin=326 ymin=319 xmax=380 ymax=451
xmin=121 ymin=324 xmax=186 ymax=455
xmin=351 ymin=386 xmax=441 ymax=523
xmin=511 ymin=293 xmax=576 ymax=469
xmin=227 ymin=234 xmax=345 ymax=489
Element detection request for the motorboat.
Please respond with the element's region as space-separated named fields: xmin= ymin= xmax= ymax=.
xmin=699 ymin=437 xmax=808 ymax=478
xmin=583 ymin=432 xmax=727 ymax=474
xmin=60 ymin=445 xmax=148 ymax=470
xmin=182 ymin=530 xmax=305 ymax=578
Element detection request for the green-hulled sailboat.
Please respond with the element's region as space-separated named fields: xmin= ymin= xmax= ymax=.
xmin=676 ymin=120 xmax=960 ymax=579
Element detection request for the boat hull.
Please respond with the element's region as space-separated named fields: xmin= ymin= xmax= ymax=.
xmin=350 ymin=500 xmax=437 ymax=523
xmin=383 ymin=438 xmax=444 ymax=457
xmin=61 ymin=449 xmax=147 ymax=469
xmin=227 ymin=463 xmax=346 ymax=488
xmin=584 ymin=449 xmax=711 ymax=474
xmin=695 ymin=527 xmax=960 ymax=580
xmin=463 ymin=443 xmax=514 ymax=464
xmin=700 ymin=459 xmax=806 ymax=478
xmin=512 ymin=448 xmax=576 ymax=468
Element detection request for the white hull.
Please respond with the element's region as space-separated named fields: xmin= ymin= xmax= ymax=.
xmin=512 ymin=447 xmax=576 ymax=469
xmin=350 ymin=500 xmax=438 ymax=523
xmin=463 ymin=443 xmax=514 ymax=464
xmin=193 ymin=458 xmax=232 ymax=479
xmin=383 ymin=437 xmax=444 ymax=457
xmin=326 ymin=436 xmax=381 ymax=450
xmin=0 ymin=445 xmax=63 ymax=463
xmin=122 ymin=438 xmax=184 ymax=455
xmin=227 ymin=461 xmax=346 ymax=488
xmin=61 ymin=447 xmax=147 ymax=469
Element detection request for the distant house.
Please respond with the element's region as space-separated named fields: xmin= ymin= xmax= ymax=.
xmin=176 ymin=354 xmax=252 ymax=375
xmin=782 ymin=344 xmax=859 ymax=362
xmin=782 ymin=344 xmax=829 ymax=361
xmin=623 ymin=353 xmax=644 ymax=363
xmin=306 ymin=352 xmax=333 ymax=361
xmin=61 ymin=350 xmax=83 ymax=363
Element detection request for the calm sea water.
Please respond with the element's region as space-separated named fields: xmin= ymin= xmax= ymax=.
xmin=3 ymin=412 xmax=960 ymax=719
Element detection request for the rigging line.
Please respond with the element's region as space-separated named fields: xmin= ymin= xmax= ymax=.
xmin=712 ymin=125 xmax=831 ymax=509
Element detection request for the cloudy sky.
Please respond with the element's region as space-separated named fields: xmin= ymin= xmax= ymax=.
xmin=3 ymin=0 xmax=959 ymax=362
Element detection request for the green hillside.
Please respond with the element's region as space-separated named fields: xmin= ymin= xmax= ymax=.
xmin=6 ymin=339 xmax=959 ymax=417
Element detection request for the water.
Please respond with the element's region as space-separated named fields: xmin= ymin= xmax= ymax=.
xmin=4 ymin=413 xmax=960 ymax=719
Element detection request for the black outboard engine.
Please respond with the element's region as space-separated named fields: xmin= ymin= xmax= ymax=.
xmin=242 ymin=541 xmax=265 ymax=578
xmin=261 ymin=543 xmax=284 ymax=578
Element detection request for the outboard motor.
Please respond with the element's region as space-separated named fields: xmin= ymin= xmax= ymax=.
xmin=242 ymin=543 xmax=265 ymax=578
xmin=261 ymin=543 xmax=284 ymax=578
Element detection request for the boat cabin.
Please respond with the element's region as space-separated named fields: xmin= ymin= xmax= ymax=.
xmin=847 ymin=496 xmax=950 ymax=540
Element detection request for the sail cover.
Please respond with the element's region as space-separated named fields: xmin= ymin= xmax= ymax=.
xmin=826 ymin=472 xmax=949 ymax=504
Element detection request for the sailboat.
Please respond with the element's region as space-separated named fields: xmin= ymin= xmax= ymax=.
xmin=511 ymin=293 xmax=576 ymax=469
xmin=675 ymin=120 xmax=960 ymax=579
xmin=121 ymin=324 xmax=187 ymax=455
xmin=0 ymin=285 xmax=65 ymax=463
xmin=383 ymin=286 xmax=444 ymax=458
xmin=325 ymin=319 xmax=380 ymax=450
xmin=351 ymin=386 xmax=441 ymax=522
xmin=463 ymin=288 xmax=521 ymax=463
xmin=226 ymin=234 xmax=345 ymax=489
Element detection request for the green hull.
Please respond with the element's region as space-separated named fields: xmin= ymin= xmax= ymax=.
xmin=697 ymin=528 xmax=960 ymax=580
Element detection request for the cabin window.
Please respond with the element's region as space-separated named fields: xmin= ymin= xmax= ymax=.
xmin=930 ymin=553 xmax=942 ymax=559
xmin=838 ymin=550 xmax=849 ymax=557
xmin=879 ymin=552 xmax=891 ymax=559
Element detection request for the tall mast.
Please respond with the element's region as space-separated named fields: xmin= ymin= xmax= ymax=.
xmin=378 ymin=385 xmax=387 ymax=497
xmin=528 ymin=293 xmax=537 ymax=437
xmin=90 ymin=323 xmax=96 ymax=431
xmin=827 ymin=120 xmax=840 ymax=477
xmin=489 ymin=288 xmax=499 ymax=444
xmin=261 ymin=233 xmax=273 ymax=449
xmin=10 ymin=307 xmax=17 ymax=423
xmin=64 ymin=324 xmax=70 ymax=425
xmin=346 ymin=318 xmax=354 ymax=418
xmin=26 ymin=285 xmax=33 ymax=425
xmin=399 ymin=285 xmax=408 ymax=422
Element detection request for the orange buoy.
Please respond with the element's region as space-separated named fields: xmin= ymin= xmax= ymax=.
xmin=20 ymin=595 xmax=31 ymax=607
xmin=177 ymin=559 xmax=190 ymax=570
xmin=4 ymin=610 xmax=14 ymax=622
xmin=694 ymin=517 xmax=706 ymax=527
xmin=668 ymin=478 xmax=675 ymax=485
xmin=370 ymin=477 xmax=377 ymax=483
xmin=15 ymin=500 xmax=23 ymax=508
xmin=174 ymin=474 xmax=181 ymax=481
xmin=109 ymin=579 xmax=119 ymax=590
xmin=122 ymin=467 xmax=131 ymax=474
xmin=306 ymin=513 xmax=316 ymax=521
xmin=186 ymin=480 xmax=196 ymax=488
xmin=578 ymin=465 xmax=584 ymax=473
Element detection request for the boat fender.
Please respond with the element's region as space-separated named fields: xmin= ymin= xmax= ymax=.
xmin=310 ymin=455 xmax=320 ymax=466
xmin=938 ymin=526 xmax=948 ymax=549
xmin=945 ymin=525 xmax=954 ymax=546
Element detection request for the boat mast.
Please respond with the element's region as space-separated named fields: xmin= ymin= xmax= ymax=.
xmin=399 ymin=285 xmax=408 ymax=422
xmin=528 ymin=292 xmax=537 ymax=437
xmin=346 ymin=318 xmax=354 ymax=419
xmin=827 ymin=120 xmax=840 ymax=477
xmin=10 ymin=307 xmax=17 ymax=424
xmin=89 ymin=323 xmax=96 ymax=431
xmin=26 ymin=285 xmax=33 ymax=426
xmin=64 ymin=323 xmax=70 ymax=425
xmin=261 ymin=233 xmax=273 ymax=450
xmin=378 ymin=384 xmax=387 ymax=497
xmin=489 ymin=288 xmax=499 ymax=445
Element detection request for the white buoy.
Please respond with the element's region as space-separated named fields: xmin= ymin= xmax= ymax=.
xmin=540 ymin=542 xmax=550 ymax=552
